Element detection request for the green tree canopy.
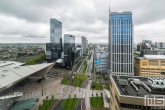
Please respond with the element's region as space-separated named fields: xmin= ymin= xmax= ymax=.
xmin=139 ymin=50 xmax=144 ymax=57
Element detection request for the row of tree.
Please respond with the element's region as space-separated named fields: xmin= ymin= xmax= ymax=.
xmin=27 ymin=54 xmax=46 ymax=65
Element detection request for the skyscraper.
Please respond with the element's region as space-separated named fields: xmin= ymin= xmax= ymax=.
xmin=64 ymin=34 xmax=75 ymax=68
xmin=108 ymin=10 xmax=134 ymax=76
xmin=81 ymin=36 xmax=87 ymax=55
xmin=46 ymin=18 xmax=62 ymax=60
xmin=50 ymin=18 xmax=62 ymax=43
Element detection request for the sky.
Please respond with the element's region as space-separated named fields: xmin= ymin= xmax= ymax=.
xmin=0 ymin=0 xmax=165 ymax=44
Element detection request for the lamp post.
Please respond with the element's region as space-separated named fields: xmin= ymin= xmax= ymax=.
xmin=42 ymin=85 xmax=43 ymax=96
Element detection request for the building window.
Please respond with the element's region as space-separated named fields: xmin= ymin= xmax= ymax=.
xmin=142 ymin=62 xmax=147 ymax=66
xmin=161 ymin=61 xmax=165 ymax=66
xmin=149 ymin=60 xmax=158 ymax=66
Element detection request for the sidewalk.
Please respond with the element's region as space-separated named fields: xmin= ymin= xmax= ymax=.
xmin=85 ymin=80 xmax=92 ymax=109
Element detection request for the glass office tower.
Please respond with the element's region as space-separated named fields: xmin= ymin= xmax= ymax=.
xmin=64 ymin=34 xmax=75 ymax=69
xmin=81 ymin=36 xmax=87 ymax=55
xmin=108 ymin=11 xmax=134 ymax=76
xmin=46 ymin=18 xmax=62 ymax=60
xmin=50 ymin=18 xmax=62 ymax=43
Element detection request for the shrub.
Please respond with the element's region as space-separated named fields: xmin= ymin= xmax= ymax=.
xmin=100 ymin=92 xmax=103 ymax=97
xmin=52 ymin=95 xmax=54 ymax=99
xmin=46 ymin=96 xmax=48 ymax=100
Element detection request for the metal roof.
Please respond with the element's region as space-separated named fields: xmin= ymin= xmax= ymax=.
xmin=0 ymin=62 xmax=54 ymax=92
xmin=0 ymin=61 xmax=25 ymax=68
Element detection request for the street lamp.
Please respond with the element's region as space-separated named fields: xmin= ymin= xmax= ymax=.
xmin=42 ymin=85 xmax=43 ymax=96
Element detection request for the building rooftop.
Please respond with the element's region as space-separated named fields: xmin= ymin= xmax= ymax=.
xmin=137 ymin=55 xmax=165 ymax=60
xmin=111 ymin=75 xmax=165 ymax=97
xmin=11 ymin=98 xmax=38 ymax=110
xmin=111 ymin=11 xmax=132 ymax=14
xmin=0 ymin=61 xmax=25 ymax=69
xmin=0 ymin=62 xmax=54 ymax=92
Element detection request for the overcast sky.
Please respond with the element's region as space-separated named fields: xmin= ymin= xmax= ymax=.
xmin=0 ymin=0 xmax=165 ymax=43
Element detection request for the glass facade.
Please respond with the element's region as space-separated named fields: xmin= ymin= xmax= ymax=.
xmin=109 ymin=12 xmax=134 ymax=76
xmin=50 ymin=18 xmax=62 ymax=44
xmin=64 ymin=34 xmax=75 ymax=68
xmin=81 ymin=36 xmax=87 ymax=55
xmin=46 ymin=18 xmax=62 ymax=60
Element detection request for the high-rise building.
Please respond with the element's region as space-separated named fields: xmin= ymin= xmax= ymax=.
xmin=81 ymin=36 xmax=87 ymax=55
xmin=50 ymin=18 xmax=62 ymax=43
xmin=86 ymin=40 xmax=88 ymax=49
xmin=108 ymin=10 xmax=134 ymax=76
xmin=46 ymin=18 xmax=62 ymax=60
xmin=64 ymin=34 xmax=75 ymax=69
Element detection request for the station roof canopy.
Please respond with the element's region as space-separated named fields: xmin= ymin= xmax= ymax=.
xmin=0 ymin=61 xmax=55 ymax=92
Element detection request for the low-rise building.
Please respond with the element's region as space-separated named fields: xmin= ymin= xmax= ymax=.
xmin=134 ymin=55 xmax=165 ymax=77
xmin=110 ymin=75 xmax=165 ymax=110
xmin=144 ymin=49 xmax=165 ymax=55
xmin=157 ymin=42 xmax=165 ymax=49
xmin=95 ymin=50 xmax=109 ymax=73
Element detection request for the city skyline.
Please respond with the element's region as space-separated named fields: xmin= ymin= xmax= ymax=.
xmin=0 ymin=0 xmax=165 ymax=43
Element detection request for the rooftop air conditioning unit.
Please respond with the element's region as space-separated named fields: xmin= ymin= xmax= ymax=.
xmin=119 ymin=79 xmax=128 ymax=86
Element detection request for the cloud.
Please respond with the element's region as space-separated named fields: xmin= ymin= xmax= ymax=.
xmin=0 ymin=0 xmax=165 ymax=43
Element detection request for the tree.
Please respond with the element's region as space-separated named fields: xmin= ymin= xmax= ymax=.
xmin=96 ymin=92 xmax=98 ymax=97
xmin=27 ymin=53 xmax=46 ymax=65
xmin=100 ymin=92 xmax=103 ymax=97
xmin=46 ymin=96 xmax=48 ymax=100
xmin=74 ymin=94 xmax=76 ymax=99
xmin=27 ymin=60 xmax=36 ymax=65
xmin=139 ymin=50 xmax=144 ymax=57
xmin=43 ymin=99 xmax=45 ymax=103
xmin=91 ymin=82 xmax=95 ymax=88
xmin=52 ymin=95 xmax=54 ymax=99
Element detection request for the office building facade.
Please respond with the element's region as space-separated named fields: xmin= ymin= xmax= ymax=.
xmin=157 ymin=42 xmax=165 ymax=49
xmin=46 ymin=18 xmax=62 ymax=60
xmin=95 ymin=52 xmax=109 ymax=73
xmin=64 ymin=34 xmax=75 ymax=69
xmin=108 ymin=11 xmax=134 ymax=76
xmin=50 ymin=18 xmax=62 ymax=43
xmin=86 ymin=40 xmax=88 ymax=50
xmin=81 ymin=36 xmax=87 ymax=55
xmin=134 ymin=55 xmax=165 ymax=77
xmin=95 ymin=45 xmax=109 ymax=73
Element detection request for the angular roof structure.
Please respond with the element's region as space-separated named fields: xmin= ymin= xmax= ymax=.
xmin=0 ymin=62 xmax=55 ymax=92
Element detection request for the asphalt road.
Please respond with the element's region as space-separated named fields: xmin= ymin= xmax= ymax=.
xmin=53 ymin=100 xmax=63 ymax=110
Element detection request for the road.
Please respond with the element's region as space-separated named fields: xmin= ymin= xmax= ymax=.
xmin=53 ymin=100 xmax=63 ymax=110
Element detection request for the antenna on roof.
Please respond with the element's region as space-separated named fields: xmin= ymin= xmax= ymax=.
xmin=109 ymin=4 xmax=111 ymax=16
